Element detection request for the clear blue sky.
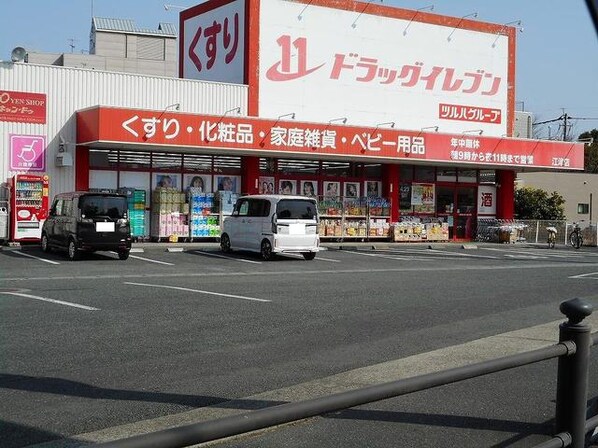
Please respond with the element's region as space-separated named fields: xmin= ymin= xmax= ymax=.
xmin=2 ymin=0 xmax=597 ymax=138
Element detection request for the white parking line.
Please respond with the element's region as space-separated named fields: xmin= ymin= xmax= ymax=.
xmin=425 ymin=249 xmax=498 ymax=259
xmin=282 ymin=253 xmax=341 ymax=263
xmin=124 ymin=282 xmax=270 ymax=302
xmin=342 ymin=250 xmax=413 ymax=261
xmin=128 ymin=254 xmax=175 ymax=266
xmin=192 ymin=250 xmax=262 ymax=264
xmin=569 ymin=272 xmax=598 ymax=279
xmin=482 ymin=247 xmax=581 ymax=259
xmin=11 ymin=250 xmax=60 ymax=265
xmin=0 ymin=291 xmax=99 ymax=310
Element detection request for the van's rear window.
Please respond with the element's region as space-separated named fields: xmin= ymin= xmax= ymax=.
xmin=276 ymin=199 xmax=317 ymax=219
xmin=79 ymin=196 xmax=127 ymax=219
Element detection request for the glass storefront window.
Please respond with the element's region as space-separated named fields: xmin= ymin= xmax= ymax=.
xmin=399 ymin=183 xmax=412 ymax=212
xmin=362 ymin=163 xmax=382 ymax=178
xmin=457 ymin=187 xmax=476 ymax=213
xmin=437 ymin=168 xmax=457 ymax=182
xmin=89 ymin=149 xmax=118 ymax=168
xmin=152 ymin=153 xmax=182 ymax=170
xmin=322 ymin=161 xmax=353 ymax=177
xmin=260 ymin=158 xmax=277 ymax=174
xmin=414 ymin=166 xmax=435 ymax=182
xmin=183 ymin=154 xmax=212 ymax=172
xmin=479 ymin=170 xmax=496 ymax=184
xmin=436 ymin=186 xmax=454 ymax=214
xmin=458 ymin=169 xmax=477 ymax=183
xmin=213 ymin=156 xmax=241 ymax=173
xmin=278 ymin=158 xmax=320 ymax=175
xmin=119 ymin=151 xmax=151 ymax=170
xmin=400 ymin=165 xmax=413 ymax=182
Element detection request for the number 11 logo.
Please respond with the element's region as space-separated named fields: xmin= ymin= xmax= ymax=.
xmin=266 ymin=35 xmax=325 ymax=81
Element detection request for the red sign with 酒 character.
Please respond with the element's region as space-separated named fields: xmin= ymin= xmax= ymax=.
xmin=77 ymin=106 xmax=584 ymax=171
xmin=0 ymin=90 xmax=47 ymax=124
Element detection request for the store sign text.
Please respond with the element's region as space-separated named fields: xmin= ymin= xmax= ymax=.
xmin=439 ymin=103 xmax=501 ymax=124
xmin=266 ymin=35 xmax=502 ymax=96
xmin=0 ymin=90 xmax=47 ymax=124
xmin=188 ymin=12 xmax=239 ymax=74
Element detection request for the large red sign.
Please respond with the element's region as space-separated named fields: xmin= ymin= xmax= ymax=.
xmin=77 ymin=107 xmax=584 ymax=170
xmin=0 ymin=90 xmax=47 ymax=124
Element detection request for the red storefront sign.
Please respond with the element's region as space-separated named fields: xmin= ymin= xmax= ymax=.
xmin=77 ymin=107 xmax=584 ymax=170
xmin=0 ymin=90 xmax=47 ymax=124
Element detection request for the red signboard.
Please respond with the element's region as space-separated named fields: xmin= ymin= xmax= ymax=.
xmin=0 ymin=90 xmax=47 ymax=124
xmin=77 ymin=107 xmax=584 ymax=171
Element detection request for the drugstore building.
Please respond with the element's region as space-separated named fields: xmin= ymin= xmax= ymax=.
xmin=0 ymin=0 xmax=584 ymax=242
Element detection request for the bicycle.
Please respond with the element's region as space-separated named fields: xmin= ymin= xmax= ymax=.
xmin=569 ymin=222 xmax=583 ymax=249
xmin=546 ymin=226 xmax=557 ymax=249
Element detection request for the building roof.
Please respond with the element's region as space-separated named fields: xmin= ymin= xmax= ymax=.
xmin=92 ymin=17 xmax=177 ymax=37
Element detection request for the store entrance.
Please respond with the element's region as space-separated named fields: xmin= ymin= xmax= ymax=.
xmin=436 ymin=185 xmax=477 ymax=241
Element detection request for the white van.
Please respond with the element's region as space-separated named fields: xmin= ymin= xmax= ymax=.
xmin=221 ymin=195 xmax=320 ymax=260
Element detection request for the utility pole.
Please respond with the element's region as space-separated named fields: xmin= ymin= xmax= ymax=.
xmin=563 ymin=112 xmax=568 ymax=141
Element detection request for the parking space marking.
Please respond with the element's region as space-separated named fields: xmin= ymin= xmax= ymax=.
xmin=425 ymin=249 xmax=499 ymax=259
xmin=124 ymin=282 xmax=270 ymax=302
xmin=191 ymin=250 xmax=262 ymax=264
xmin=0 ymin=291 xmax=99 ymax=310
xmin=569 ymin=272 xmax=598 ymax=279
xmin=342 ymin=250 xmax=415 ymax=261
xmin=481 ymin=247 xmax=584 ymax=259
xmin=282 ymin=253 xmax=341 ymax=263
xmin=11 ymin=250 xmax=60 ymax=265
xmin=116 ymin=253 xmax=175 ymax=266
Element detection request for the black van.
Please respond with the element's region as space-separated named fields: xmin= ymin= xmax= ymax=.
xmin=41 ymin=191 xmax=132 ymax=260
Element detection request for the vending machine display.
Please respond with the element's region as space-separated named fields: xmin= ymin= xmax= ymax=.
xmin=10 ymin=174 xmax=49 ymax=241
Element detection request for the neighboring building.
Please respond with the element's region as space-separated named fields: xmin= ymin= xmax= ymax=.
xmin=0 ymin=0 xmax=585 ymax=244
xmin=22 ymin=18 xmax=177 ymax=77
xmin=517 ymin=171 xmax=596 ymax=224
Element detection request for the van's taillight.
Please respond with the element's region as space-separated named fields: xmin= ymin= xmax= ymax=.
xmin=271 ymin=215 xmax=277 ymax=234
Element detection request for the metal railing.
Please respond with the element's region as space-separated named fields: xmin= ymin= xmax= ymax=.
xmin=475 ymin=219 xmax=598 ymax=247
xmin=91 ymin=298 xmax=598 ymax=448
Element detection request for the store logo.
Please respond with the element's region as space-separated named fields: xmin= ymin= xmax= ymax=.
xmin=266 ymin=35 xmax=325 ymax=81
xmin=481 ymin=192 xmax=493 ymax=207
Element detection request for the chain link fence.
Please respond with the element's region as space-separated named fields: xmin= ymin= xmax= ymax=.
xmin=475 ymin=219 xmax=597 ymax=247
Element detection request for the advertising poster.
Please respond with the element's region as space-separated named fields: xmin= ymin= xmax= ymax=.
xmin=300 ymin=180 xmax=318 ymax=197
xmin=323 ymin=181 xmax=340 ymax=197
xmin=365 ymin=181 xmax=381 ymax=198
xmin=184 ymin=174 xmax=211 ymax=193
xmin=344 ymin=182 xmax=360 ymax=198
xmin=279 ymin=179 xmax=297 ymax=195
xmin=153 ymin=173 xmax=180 ymax=189
xmin=411 ymin=183 xmax=435 ymax=213
xmin=259 ymin=176 xmax=275 ymax=194
xmin=215 ymin=175 xmax=240 ymax=193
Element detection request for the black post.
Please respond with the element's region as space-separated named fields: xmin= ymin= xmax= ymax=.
xmin=555 ymin=298 xmax=593 ymax=448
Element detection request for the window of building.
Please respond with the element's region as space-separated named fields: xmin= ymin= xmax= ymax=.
xmin=458 ymin=169 xmax=477 ymax=183
xmin=213 ymin=156 xmax=241 ymax=173
xmin=89 ymin=149 xmax=118 ymax=168
xmin=322 ymin=161 xmax=353 ymax=177
xmin=400 ymin=165 xmax=413 ymax=182
xmin=152 ymin=153 xmax=182 ymax=170
xmin=183 ymin=154 xmax=212 ymax=172
xmin=119 ymin=151 xmax=151 ymax=170
xmin=278 ymin=158 xmax=320 ymax=175
xmin=578 ymin=203 xmax=590 ymax=214
xmin=437 ymin=168 xmax=457 ymax=182
xmin=260 ymin=158 xmax=277 ymax=174
xmin=479 ymin=170 xmax=496 ymax=184
xmin=414 ymin=166 xmax=435 ymax=182
xmin=362 ymin=163 xmax=382 ymax=178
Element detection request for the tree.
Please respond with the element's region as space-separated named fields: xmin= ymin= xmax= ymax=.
xmin=578 ymin=129 xmax=598 ymax=173
xmin=515 ymin=187 xmax=565 ymax=220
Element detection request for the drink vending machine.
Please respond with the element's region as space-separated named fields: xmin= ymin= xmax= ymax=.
xmin=10 ymin=174 xmax=50 ymax=242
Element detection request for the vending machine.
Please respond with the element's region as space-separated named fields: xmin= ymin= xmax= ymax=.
xmin=10 ymin=174 xmax=50 ymax=242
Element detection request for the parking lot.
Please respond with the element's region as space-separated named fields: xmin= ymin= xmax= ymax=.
xmin=2 ymin=243 xmax=598 ymax=447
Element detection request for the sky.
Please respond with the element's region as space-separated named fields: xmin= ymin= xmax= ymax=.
xmin=1 ymin=0 xmax=597 ymax=139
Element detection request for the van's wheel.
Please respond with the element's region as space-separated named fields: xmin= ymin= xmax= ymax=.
xmin=67 ymin=239 xmax=80 ymax=261
xmin=41 ymin=233 xmax=51 ymax=253
xmin=118 ymin=250 xmax=130 ymax=260
xmin=302 ymin=252 xmax=316 ymax=260
xmin=261 ymin=240 xmax=273 ymax=261
xmin=220 ymin=233 xmax=232 ymax=253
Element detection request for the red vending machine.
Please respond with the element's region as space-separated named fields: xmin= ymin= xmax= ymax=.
xmin=10 ymin=174 xmax=50 ymax=242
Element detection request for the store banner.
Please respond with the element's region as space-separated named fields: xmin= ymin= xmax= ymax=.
xmin=77 ymin=107 xmax=585 ymax=171
xmin=478 ymin=185 xmax=497 ymax=215
xmin=9 ymin=134 xmax=46 ymax=172
xmin=0 ymin=90 xmax=47 ymax=124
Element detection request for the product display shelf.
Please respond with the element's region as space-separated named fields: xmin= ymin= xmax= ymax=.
xmin=188 ymin=189 xmax=220 ymax=240
xmin=212 ymin=191 xmax=239 ymax=239
xmin=119 ymin=187 xmax=147 ymax=240
xmin=150 ymin=187 xmax=189 ymax=242
xmin=390 ymin=220 xmax=450 ymax=242
xmin=318 ymin=196 xmax=391 ymax=240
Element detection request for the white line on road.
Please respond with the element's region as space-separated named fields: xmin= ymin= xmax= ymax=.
xmin=425 ymin=249 xmax=498 ymax=259
xmin=282 ymin=253 xmax=341 ymax=263
xmin=0 ymin=291 xmax=99 ymax=310
xmin=192 ymin=250 xmax=262 ymax=264
xmin=11 ymin=250 xmax=60 ymax=265
xmin=482 ymin=247 xmax=582 ymax=259
xmin=342 ymin=250 xmax=414 ymax=261
xmin=126 ymin=254 xmax=175 ymax=266
xmin=124 ymin=282 xmax=271 ymax=302
xmin=569 ymin=272 xmax=598 ymax=279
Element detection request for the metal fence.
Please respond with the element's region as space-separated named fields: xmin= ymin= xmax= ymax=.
xmin=93 ymin=299 xmax=598 ymax=448
xmin=475 ymin=219 xmax=598 ymax=247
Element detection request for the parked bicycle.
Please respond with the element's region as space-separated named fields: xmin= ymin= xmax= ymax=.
xmin=569 ymin=222 xmax=583 ymax=249
xmin=546 ymin=226 xmax=557 ymax=249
